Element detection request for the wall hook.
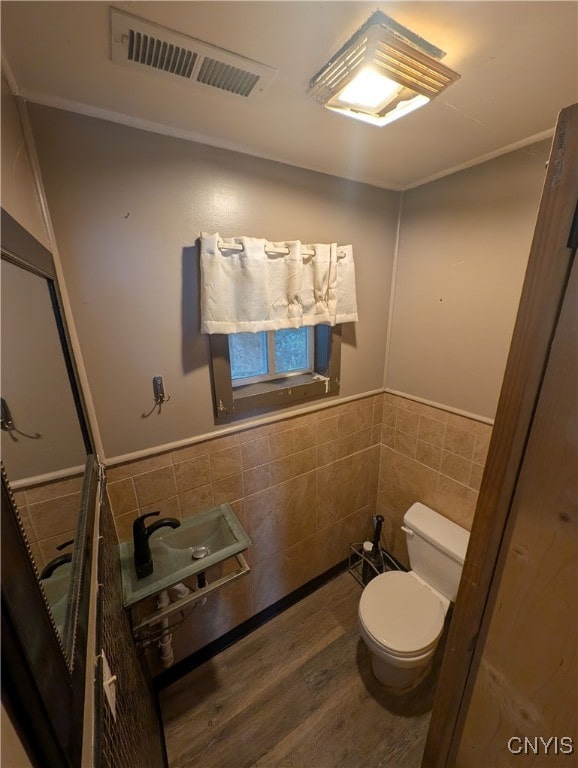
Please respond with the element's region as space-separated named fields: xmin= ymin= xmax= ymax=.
xmin=141 ymin=376 xmax=171 ymax=418
xmin=1 ymin=397 xmax=42 ymax=441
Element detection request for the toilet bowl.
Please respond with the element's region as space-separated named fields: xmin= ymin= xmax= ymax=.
xmin=358 ymin=570 xmax=448 ymax=692
xmin=358 ymin=503 xmax=469 ymax=693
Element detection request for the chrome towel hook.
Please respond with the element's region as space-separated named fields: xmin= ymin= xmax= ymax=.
xmin=0 ymin=398 xmax=42 ymax=441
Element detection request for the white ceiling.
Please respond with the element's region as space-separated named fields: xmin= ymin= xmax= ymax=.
xmin=2 ymin=1 xmax=577 ymax=190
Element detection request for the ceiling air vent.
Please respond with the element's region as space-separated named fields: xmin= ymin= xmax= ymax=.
xmin=126 ymin=29 xmax=198 ymax=79
xmin=111 ymin=8 xmax=276 ymax=98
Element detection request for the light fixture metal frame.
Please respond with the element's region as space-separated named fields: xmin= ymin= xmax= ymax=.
xmin=309 ymin=14 xmax=460 ymax=125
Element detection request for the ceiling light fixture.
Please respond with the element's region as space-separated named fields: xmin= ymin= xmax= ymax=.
xmin=308 ymin=11 xmax=460 ymax=127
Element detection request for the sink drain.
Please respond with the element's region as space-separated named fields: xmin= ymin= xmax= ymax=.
xmin=191 ymin=545 xmax=210 ymax=589
xmin=191 ymin=545 xmax=210 ymax=560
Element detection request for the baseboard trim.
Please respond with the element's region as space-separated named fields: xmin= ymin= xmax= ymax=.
xmin=153 ymin=558 xmax=350 ymax=691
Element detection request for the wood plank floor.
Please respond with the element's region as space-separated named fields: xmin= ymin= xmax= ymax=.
xmin=160 ymin=571 xmax=445 ymax=768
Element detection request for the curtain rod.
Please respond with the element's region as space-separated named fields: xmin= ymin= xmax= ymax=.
xmin=217 ymin=241 xmax=346 ymax=258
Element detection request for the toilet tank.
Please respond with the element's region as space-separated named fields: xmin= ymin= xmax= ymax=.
xmin=403 ymin=503 xmax=470 ymax=601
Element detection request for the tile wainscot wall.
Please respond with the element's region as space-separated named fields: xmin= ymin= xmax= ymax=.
xmin=105 ymin=392 xmax=492 ymax=672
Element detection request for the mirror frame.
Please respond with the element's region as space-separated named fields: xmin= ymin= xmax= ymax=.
xmin=1 ymin=208 xmax=97 ymax=766
xmin=0 ymin=207 xmax=93 ymax=456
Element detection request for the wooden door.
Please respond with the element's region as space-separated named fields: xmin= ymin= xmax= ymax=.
xmin=423 ymin=103 xmax=578 ymax=766
xmin=455 ymin=220 xmax=577 ymax=766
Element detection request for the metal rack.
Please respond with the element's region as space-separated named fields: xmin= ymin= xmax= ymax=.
xmin=130 ymin=553 xmax=250 ymax=645
xmin=349 ymin=542 xmax=401 ymax=587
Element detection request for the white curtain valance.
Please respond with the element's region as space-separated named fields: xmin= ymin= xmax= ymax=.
xmin=199 ymin=231 xmax=358 ymax=334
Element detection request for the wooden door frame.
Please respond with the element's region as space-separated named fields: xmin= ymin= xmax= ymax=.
xmin=422 ymin=102 xmax=578 ymax=767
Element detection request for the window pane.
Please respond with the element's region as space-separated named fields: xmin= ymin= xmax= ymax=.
xmin=229 ymin=332 xmax=268 ymax=380
xmin=274 ymin=327 xmax=309 ymax=374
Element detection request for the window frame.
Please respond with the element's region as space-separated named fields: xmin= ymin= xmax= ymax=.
xmin=209 ymin=324 xmax=342 ymax=422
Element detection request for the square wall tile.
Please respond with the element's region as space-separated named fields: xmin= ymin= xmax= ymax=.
xmin=469 ymin=463 xmax=485 ymax=491
xmin=416 ymin=440 xmax=442 ymax=471
xmin=394 ymin=430 xmax=417 ymax=459
xmin=243 ymin=464 xmax=271 ymax=496
xmin=269 ymin=455 xmax=296 ymax=485
xmin=293 ymin=422 xmax=317 ymax=449
xmin=174 ymin=455 xmax=211 ymax=493
xmin=317 ymin=440 xmax=338 ymax=467
xmin=24 ymin=474 xmax=84 ymax=505
xmin=434 ymin=475 xmax=478 ymax=530
xmin=396 ymin=408 xmax=420 ymax=436
xmin=443 ymin=424 xmax=476 ymax=459
xmin=179 ymin=483 xmax=214 ymax=518
xmin=317 ymin=415 xmax=338 ymax=444
xmin=134 ymin=466 xmax=177 ymax=507
xmin=205 ymin=433 xmax=240 ymax=454
xmin=382 ymin=402 xmax=397 ymax=427
xmin=210 ymin=446 xmax=242 ymax=482
xmin=418 ymin=415 xmax=446 ymax=447
xmin=212 ymin=473 xmax=244 ymax=505
xmin=27 ymin=492 xmax=82 ymax=541
xmin=473 ymin=432 xmax=491 ymax=465
xmin=250 ymin=535 xmax=321 ymax=614
xmin=294 ymin=446 xmax=317 ymax=476
xmin=107 ymin=478 xmax=138 ymax=517
xmin=139 ymin=495 xmax=181 ymax=521
xmin=268 ymin=429 xmax=294 ymax=461
xmin=170 ymin=441 xmax=209 ymax=463
xmin=316 ymin=451 xmax=370 ymax=530
xmin=378 ymin=447 xmax=438 ymax=518
xmin=441 ymin=451 xmax=472 ymax=485
xmin=240 ymin=437 xmax=270 ymax=470
xmin=106 ymin=453 xmax=171 ymax=483
xmin=244 ymin=471 xmax=317 ymax=564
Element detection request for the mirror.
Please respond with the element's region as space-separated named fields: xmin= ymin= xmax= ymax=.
xmin=1 ymin=258 xmax=86 ymax=477
xmin=1 ymin=207 xmax=94 ymax=664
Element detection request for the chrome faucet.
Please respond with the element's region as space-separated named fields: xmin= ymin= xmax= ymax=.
xmin=132 ymin=511 xmax=180 ymax=579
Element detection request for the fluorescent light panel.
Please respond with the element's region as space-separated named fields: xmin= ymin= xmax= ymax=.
xmin=337 ymin=68 xmax=401 ymax=109
xmin=309 ymin=16 xmax=460 ymax=127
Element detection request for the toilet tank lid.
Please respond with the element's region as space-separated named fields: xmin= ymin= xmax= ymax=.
xmin=404 ymin=503 xmax=470 ymax=564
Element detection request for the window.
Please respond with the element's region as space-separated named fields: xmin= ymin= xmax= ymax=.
xmin=209 ymin=324 xmax=341 ymax=421
xmin=229 ymin=327 xmax=313 ymax=386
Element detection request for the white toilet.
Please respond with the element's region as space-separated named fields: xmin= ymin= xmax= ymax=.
xmin=358 ymin=502 xmax=470 ymax=693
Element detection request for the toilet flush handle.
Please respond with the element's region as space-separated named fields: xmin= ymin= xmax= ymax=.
xmin=401 ymin=525 xmax=414 ymax=537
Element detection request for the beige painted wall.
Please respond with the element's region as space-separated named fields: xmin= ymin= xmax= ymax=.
xmin=1 ymin=73 xmax=49 ymax=248
xmin=387 ymin=140 xmax=550 ymax=420
xmin=29 ymin=105 xmax=400 ymax=460
xmin=1 ymin=259 xmax=86 ymax=481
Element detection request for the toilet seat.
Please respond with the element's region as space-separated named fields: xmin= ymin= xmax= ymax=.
xmin=359 ymin=571 xmax=445 ymax=657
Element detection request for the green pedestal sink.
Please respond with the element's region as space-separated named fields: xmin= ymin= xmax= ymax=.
xmin=41 ymin=562 xmax=72 ymax=638
xmin=119 ymin=502 xmax=252 ymax=607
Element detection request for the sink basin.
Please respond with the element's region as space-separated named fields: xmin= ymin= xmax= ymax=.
xmin=119 ymin=503 xmax=252 ymax=607
xmin=158 ymin=514 xmax=238 ymax=551
xmin=41 ymin=562 xmax=73 ymax=637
